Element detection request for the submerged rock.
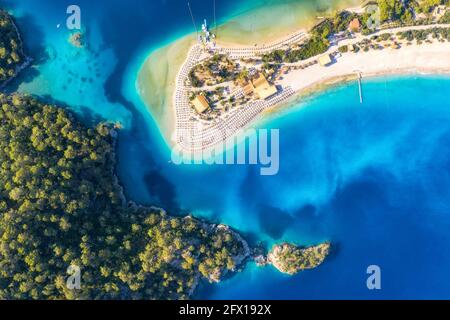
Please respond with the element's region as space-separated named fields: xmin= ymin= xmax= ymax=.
xmin=69 ymin=31 xmax=85 ymax=48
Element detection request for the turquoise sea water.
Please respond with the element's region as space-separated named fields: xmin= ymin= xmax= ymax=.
xmin=4 ymin=0 xmax=450 ymax=299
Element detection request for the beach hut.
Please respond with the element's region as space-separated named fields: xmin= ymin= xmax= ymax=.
xmin=192 ymin=95 xmax=210 ymax=114
xmin=252 ymin=73 xmax=278 ymax=100
xmin=243 ymin=81 xmax=255 ymax=96
xmin=318 ymin=54 xmax=332 ymax=67
xmin=242 ymin=73 xmax=277 ymax=100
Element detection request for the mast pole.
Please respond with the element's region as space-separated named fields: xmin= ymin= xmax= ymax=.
xmin=187 ymin=2 xmax=198 ymax=39
xmin=213 ymin=0 xmax=217 ymax=36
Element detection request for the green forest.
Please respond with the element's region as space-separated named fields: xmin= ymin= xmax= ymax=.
xmin=0 ymin=8 xmax=247 ymax=300
xmin=0 ymin=10 xmax=25 ymax=84
xmin=0 ymin=93 xmax=246 ymax=299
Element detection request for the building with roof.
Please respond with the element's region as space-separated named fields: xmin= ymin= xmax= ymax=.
xmin=318 ymin=54 xmax=332 ymax=67
xmin=242 ymin=73 xmax=278 ymax=100
xmin=243 ymin=81 xmax=255 ymax=96
xmin=192 ymin=95 xmax=210 ymax=114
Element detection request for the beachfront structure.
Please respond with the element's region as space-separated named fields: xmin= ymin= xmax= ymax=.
xmin=243 ymin=81 xmax=256 ymax=96
xmin=192 ymin=95 xmax=210 ymax=114
xmin=242 ymin=73 xmax=278 ymax=100
xmin=200 ymin=19 xmax=216 ymax=45
xmin=202 ymin=19 xmax=210 ymax=40
xmin=253 ymin=74 xmax=278 ymax=100
xmin=318 ymin=54 xmax=332 ymax=66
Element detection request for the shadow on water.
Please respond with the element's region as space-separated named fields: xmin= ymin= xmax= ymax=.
xmin=330 ymin=168 xmax=393 ymax=224
xmin=293 ymin=204 xmax=317 ymax=219
xmin=89 ymin=3 xmax=165 ymax=206
xmin=14 ymin=14 xmax=48 ymax=64
xmin=98 ymin=2 xmax=160 ymax=115
xmin=3 ymin=66 xmax=41 ymax=93
xmin=323 ymin=241 xmax=341 ymax=265
xmin=237 ymin=166 xmax=295 ymax=239
xmin=143 ymin=170 xmax=178 ymax=213
xmin=257 ymin=205 xmax=294 ymax=240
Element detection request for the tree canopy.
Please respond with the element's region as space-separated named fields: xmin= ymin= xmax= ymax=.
xmin=0 ymin=10 xmax=25 ymax=84
xmin=0 ymin=93 xmax=246 ymax=299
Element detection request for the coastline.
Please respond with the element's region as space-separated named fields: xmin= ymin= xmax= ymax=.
xmin=172 ymin=23 xmax=450 ymax=155
xmin=139 ymin=5 xmax=450 ymax=154
xmin=137 ymin=0 xmax=361 ymax=147
xmin=213 ymin=0 xmax=361 ymax=46
xmin=259 ymin=66 xmax=450 ymax=123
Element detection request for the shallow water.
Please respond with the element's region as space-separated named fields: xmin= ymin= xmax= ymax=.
xmin=4 ymin=0 xmax=450 ymax=299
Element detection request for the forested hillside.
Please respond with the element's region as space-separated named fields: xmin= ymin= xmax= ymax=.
xmin=0 ymin=94 xmax=247 ymax=299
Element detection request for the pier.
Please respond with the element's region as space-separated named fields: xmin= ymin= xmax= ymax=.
xmin=357 ymin=72 xmax=363 ymax=104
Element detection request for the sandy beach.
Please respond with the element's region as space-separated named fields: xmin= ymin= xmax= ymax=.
xmin=281 ymin=34 xmax=450 ymax=95
xmin=259 ymin=41 xmax=450 ymax=126
xmin=214 ymin=0 xmax=360 ymax=47
xmin=137 ymin=36 xmax=196 ymax=143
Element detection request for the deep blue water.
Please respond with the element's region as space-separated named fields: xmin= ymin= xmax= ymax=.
xmin=197 ymin=75 xmax=450 ymax=299
xmin=4 ymin=0 xmax=450 ymax=299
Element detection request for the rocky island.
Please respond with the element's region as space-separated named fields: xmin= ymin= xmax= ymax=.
xmin=267 ymin=242 xmax=331 ymax=275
